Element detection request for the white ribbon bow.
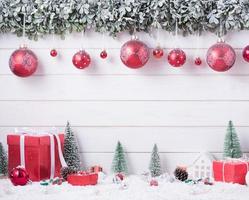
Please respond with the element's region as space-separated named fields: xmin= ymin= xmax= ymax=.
xmin=15 ymin=127 xmax=67 ymax=179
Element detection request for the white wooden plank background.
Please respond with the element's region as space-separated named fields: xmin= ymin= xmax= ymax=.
xmin=0 ymin=30 xmax=249 ymax=174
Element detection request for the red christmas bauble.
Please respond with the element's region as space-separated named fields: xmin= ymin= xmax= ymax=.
xmin=150 ymin=179 xmax=158 ymax=186
xmin=9 ymin=47 xmax=38 ymax=77
xmin=72 ymin=50 xmax=91 ymax=69
xmin=206 ymin=42 xmax=236 ymax=72
xmin=242 ymin=45 xmax=249 ymax=63
xmin=168 ymin=48 xmax=186 ymax=67
xmin=194 ymin=57 xmax=202 ymax=66
xmin=9 ymin=166 xmax=29 ymax=186
xmin=100 ymin=50 xmax=107 ymax=59
xmin=120 ymin=39 xmax=150 ymax=69
xmin=50 ymin=49 xmax=58 ymax=57
xmin=153 ymin=47 xmax=164 ymax=59
xmin=116 ymin=173 xmax=125 ymax=181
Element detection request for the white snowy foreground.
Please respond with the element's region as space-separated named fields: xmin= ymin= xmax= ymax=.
xmin=1 ymin=175 xmax=249 ymax=200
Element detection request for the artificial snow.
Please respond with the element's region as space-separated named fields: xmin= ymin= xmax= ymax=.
xmin=1 ymin=175 xmax=249 ymax=200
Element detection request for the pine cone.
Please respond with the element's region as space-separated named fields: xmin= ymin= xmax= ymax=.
xmin=174 ymin=167 xmax=188 ymax=182
xmin=60 ymin=167 xmax=77 ymax=180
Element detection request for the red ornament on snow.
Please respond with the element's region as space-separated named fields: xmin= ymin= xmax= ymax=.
xmin=194 ymin=57 xmax=202 ymax=66
xmin=72 ymin=50 xmax=91 ymax=69
xmin=150 ymin=179 xmax=158 ymax=186
xmin=50 ymin=49 xmax=58 ymax=57
xmin=206 ymin=42 xmax=236 ymax=72
xmin=9 ymin=46 xmax=38 ymax=77
xmin=100 ymin=50 xmax=107 ymax=59
xmin=242 ymin=45 xmax=249 ymax=63
xmin=168 ymin=48 xmax=186 ymax=67
xmin=153 ymin=47 xmax=164 ymax=59
xmin=9 ymin=166 xmax=29 ymax=186
xmin=120 ymin=39 xmax=150 ymax=69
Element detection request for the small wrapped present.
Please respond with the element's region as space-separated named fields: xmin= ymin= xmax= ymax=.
xmin=67 ymin=171 xmax=98 ymax=186
xmin=7 ymin=129 xmax=67 ymax=182
xmin=213 ymin=159 xmax=249 ymax=185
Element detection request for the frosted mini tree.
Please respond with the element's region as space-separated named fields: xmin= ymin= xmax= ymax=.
xmin=149 ymin=144 xmax=161 ymax=177
xmin=223 ymin=121 xmax=242 ymax=158
xmin=0 ymin=142 xmax=7 ymax=176
xmin=111 ymin=141 xmax=128 ymax=174
xmin=63 ymin=121 xmax=81 ymax=171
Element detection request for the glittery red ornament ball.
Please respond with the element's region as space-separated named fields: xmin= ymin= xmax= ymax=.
xmin=9 ymin=47 xmax=38 ymax=77
xmin=194 ymin=57 xmax=202 ymax=66
xmin=242 ymin=45 xmax=249 ymax=63
xmin=100 ymin=50 xmax=108 ymax=59
xmin=120 ymin=39 xmax=150 ymax=69
xmin=72 ymin=50 xmax=91 ymax=69
xmin=153 ymin=47 xmax=164 ymax=59
xmin=9 ymin=166 xmax=29 ymax=186
xmin=168 ymin=48 xmax=186 ymax=67
xmin=150 ymin=179 xmax=158 ymax=186
xmin=50 ymin=49 xmax=58 ymax=57
xmin=206 ymin=42 xmax=236 ymax=72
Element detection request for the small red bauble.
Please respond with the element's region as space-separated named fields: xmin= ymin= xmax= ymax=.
xmin=72 ymin=50 xmax=91 ymax=69
xmin=50 ymin=49 xmax=58 ymax=57
xmin=206 ymin=42 xmax=236 ymax=72
xmin=168 ymin=48 xmax=186 ymax=67
xmin=9 ymin=47 xmax=38 ymax=77
xmin=153 ymin=47 xmax=164 ymax=59
xmin=120 ymin=39 xmax=150 ymax=69
xmin=100 ymin=50 xmax=108 ymax=59
xmin=9 ymin=166 xmax=29 ymax=186
xmin=242 ymin=45 xmax=249 ymax=63
xmin=194 ymin=57 xmax=202 ymax=66
xmin=150 ymin=179 xmax=158 ymax=186
xmin=116 ymin=173 xmax=125 ymax=181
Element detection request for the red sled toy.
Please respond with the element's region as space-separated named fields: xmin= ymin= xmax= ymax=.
xmin=67 ymin=172 xmax=98 ymax=186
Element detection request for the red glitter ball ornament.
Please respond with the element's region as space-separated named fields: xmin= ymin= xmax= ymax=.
xmin=9 ymin=46 xmax=38 ymax=77
xmin=242 ymin=45 xmax=249 ymax=63
xmin=153 ymin=47 xmax=164 ymax=59
xmin=194 ymin=57 xmax=202 ymax=66
xmin=72 ymin=50 xmax=91 ymax=69
xmin=150 ymin=179 xmax=158 ymax=186
xmin=9 ymin=166 xmax=29 ymax=186
xmin=120 ymin=39 xmax=150 ymax=69
xmin=50 ymin=49 xmax=58 ymax=57
xmin=206 ymin=41 xmax=236 ymax=72
xmin=100 ymin=50 xmax=108 ymax=59
xmin=168 ymin=48 xmax=186 ymax=67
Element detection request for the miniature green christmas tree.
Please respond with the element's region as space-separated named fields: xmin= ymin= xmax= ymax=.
xmin=111 ymin=141 xmax=128 ymax=174
xmin=149 ymin=144 xmax=162 ymax=177
xmin=63 ymin=121 xmax=81 ymax=171
xmin=223 ymin=120 xmax=242 ymax=158
xmin=0 ymin=142 xmax=8 ymax=176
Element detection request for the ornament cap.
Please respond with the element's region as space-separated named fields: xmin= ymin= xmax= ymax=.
xmin=20 ymin=43 xmax=27 ymax=49
xmin=217 ymin=37 xmax=225 ymax=43
xmin=131 ymin=34 xmax=138 ymax=40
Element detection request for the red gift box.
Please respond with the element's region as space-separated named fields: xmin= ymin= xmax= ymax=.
xmin=67 ymin=172 xmax=98 ymax=186
xmin=7 ymin=133 xmax=64 ymax=182
xmin=213 ymin=160 xmax=249 ymax=185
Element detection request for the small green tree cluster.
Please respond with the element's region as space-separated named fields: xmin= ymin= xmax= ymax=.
xmin=223 ymin=120 xmax=242 ymax=158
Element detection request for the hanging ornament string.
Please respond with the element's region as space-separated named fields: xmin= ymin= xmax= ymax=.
xmin=81 ymin=30 xmax=85 ymax=50
xmin=174 ymin=18 xmax=178 ymax=48
xmin=22 ymin=13 xmax=26 ymax=46
xmin=194 ymin=28 xmax=202 ymax=66
xmin=218 ymin=18 xmax=224 ymax=42
xmin=49 ymin=17 xmax=58 ymax=57
xmin=100 ymin=33 xmax=107 ymax=59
